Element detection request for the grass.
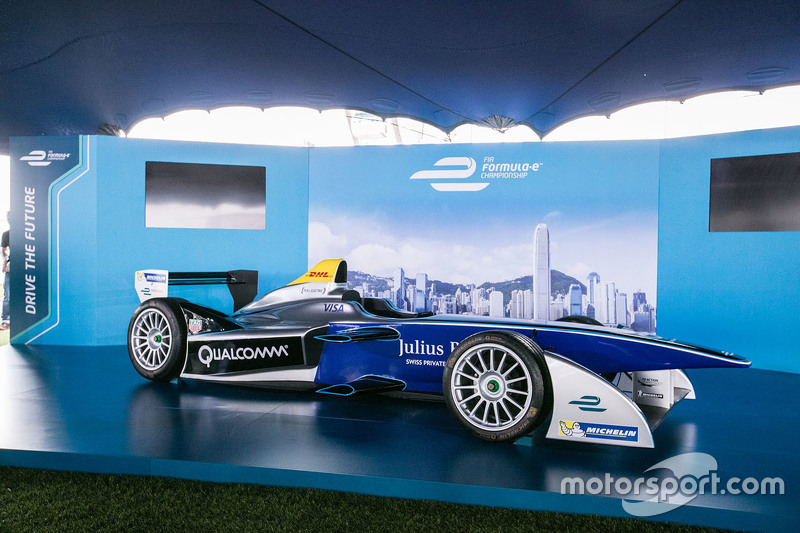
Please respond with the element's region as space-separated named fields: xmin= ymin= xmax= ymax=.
xmin=0 ymin=467 xmax=730 ymax=533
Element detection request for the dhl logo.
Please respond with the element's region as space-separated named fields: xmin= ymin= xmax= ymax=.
xmin=288 ymin=259 xmax=345 ymax=285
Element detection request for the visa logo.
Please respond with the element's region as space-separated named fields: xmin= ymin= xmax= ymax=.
xmin=324 ymin=303 xmax=344 ymax=313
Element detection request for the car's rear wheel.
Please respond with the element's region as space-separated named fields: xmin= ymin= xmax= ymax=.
xmin=127 ymin=298 xmax=187 ymax=382
xmin=443 ymin=330 xmax=551 ymax=442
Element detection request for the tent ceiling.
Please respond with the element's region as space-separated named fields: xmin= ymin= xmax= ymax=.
xmin=2 ymin=0 xmax=800 ymax=149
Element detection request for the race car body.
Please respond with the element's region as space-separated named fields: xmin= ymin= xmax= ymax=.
xmin=128 ymin=259 xmax=750 ymax=445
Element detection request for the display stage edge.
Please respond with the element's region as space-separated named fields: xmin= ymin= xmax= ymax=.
xmin=0 ymin=344 xmax=796 ymax=531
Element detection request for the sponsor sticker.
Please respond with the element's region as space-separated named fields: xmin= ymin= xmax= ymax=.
xmin=301 ymin=286 xmax=326 ymax=295
xmin=186 ymin=337 xmax=304 ymax=374
xmin=188 ymin=319 xmax=203 ymax=334
xmin=197 ymin=344 xmax=290 ymax=367
xmin=559 ymin=420 xmax=639 ymax=442
xmin=637 ymin=376 xmax=662 ymax=387
xmin=638 ymin=390 xmax=664 ymax=399
xmin=134 ymin=269 xmax=168 ymax=302
xmin=568 ymin=395 xmax=607 ymax=412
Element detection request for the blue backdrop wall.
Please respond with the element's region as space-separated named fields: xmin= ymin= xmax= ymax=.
xmin=9 ymin=136 xmax=309 ymax=345
xmin=7 ymin=129 xmax=799 ymax=374
xmin=657 ymin=126 xmax=800 ymax=374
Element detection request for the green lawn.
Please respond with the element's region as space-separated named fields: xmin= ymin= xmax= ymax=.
xmin=0 ymin=467 xmax=729 ymax=533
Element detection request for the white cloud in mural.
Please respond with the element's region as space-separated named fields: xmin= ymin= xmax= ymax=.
xmin=310 ymin=210 xmax=657 ymax=300
xmin=312 ymin=214 xmax=532 ymax=285
xmin=308 ymin=221 xmax=349 ymax=261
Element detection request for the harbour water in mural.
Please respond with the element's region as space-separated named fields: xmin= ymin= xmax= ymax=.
xmin=309 ymin=141 xmax=659 ymax=332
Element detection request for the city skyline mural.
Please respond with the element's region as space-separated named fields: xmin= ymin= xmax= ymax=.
xmin=308 ymin=142 xmax=659 ymax=331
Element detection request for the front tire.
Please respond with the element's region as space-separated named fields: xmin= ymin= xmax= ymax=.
xmin=443 ymin=330 xmax=551 ymax=442
xmin=127 ymin=298 xmax=187 ymax=382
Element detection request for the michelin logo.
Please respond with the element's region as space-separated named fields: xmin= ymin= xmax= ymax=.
xmin=142 ymin=273 xmax=166 ymax=283
xmin=559 ymin=420 xmax=638 ymax=442
xmin=20 ymin=150 xmax=72 ymax=167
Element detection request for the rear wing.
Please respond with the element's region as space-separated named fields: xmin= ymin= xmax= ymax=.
xmin=135 ymin=269 xmax=258 ymax=311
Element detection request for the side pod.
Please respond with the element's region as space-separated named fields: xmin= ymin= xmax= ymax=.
xmin=315 ymin=326 xmax=401 ymax=343
xmin=317 ymin=375 xmax=406 ymax=396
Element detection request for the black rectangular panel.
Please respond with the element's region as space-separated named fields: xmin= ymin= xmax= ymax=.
xmin=145 ymin=161 xmax=266 ymax=229
xmin=710 ymin=152 xmax=800 ymax=232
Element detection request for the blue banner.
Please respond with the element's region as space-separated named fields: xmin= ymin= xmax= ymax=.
xmin=9 ymin=136 xmax=86 ymax=343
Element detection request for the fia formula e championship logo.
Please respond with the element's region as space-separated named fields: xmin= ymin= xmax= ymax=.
xmin=409 ymin=157 xmax=484 ymax=192
xmin=410 ymin=156 xmax=542 ymax=192
xmin=20 ymin=150 xmax=72 ymax=167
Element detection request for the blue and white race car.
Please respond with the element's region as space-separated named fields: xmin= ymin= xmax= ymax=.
xmin=127 ymin=259 xmax=750 ymax=445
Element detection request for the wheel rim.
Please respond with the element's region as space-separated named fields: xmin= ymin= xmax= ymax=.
xmin=450 ymin=342 xmax=534 ymax=432
xmin=130 ymin=308 xmax=173 ymax=371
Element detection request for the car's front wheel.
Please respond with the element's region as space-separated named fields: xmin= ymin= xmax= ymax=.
xmin=443 ymin=330 xmax=551 ymax=442
xmin=127 ymin=298 xmax=187 ymax=382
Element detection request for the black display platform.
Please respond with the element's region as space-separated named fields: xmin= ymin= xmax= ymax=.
xmin=0 ymin=344 xmax=796 ymax=531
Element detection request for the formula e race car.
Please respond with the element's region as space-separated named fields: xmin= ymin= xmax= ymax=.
xmin=127 ymin=259 xmax=750 ymax=445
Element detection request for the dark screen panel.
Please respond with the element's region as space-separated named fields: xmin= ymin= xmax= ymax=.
xmin=146 ymin=162 xmax=266 ymax=230
xmin=709 ymin=152 xmax=800 ymax=232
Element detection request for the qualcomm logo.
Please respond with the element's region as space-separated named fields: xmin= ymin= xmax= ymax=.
xmin=198 ymin=344 xmax=290 ymax=367
xmin=20 ymin=150 xmax=72 ymax=167
xmin=409 ymin=157 xmax=487 ymax=192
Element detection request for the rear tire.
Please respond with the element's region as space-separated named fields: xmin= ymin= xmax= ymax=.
xmin=127 ymin=298 xmax=187 ymax=382
xmin=443 ymin=330 xmax=551 ymax=442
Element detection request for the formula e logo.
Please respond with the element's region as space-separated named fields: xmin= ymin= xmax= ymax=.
xmin=20 ymin=150 xmax=51 ymax=167
xmin=409 ymin=157 xmax=487 ymax=192
xmin=20 ymin=150 xmax=72 ymax=167
xmin=324 ymin=303 xmax=344 ymax=313
xmin=568 ymin=395 xmax=607 ymax=412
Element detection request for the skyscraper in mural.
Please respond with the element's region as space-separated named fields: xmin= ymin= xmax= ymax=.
xmin=393 ymin=267 xmax=407 ymax=310
xmin=568 ymin=284 xmax=582 ymax=316
xmin=489 ymin=291 xmax=504 ymax=318
xmin=414 ymin=272 xmax=429 ymax=312
xmin=587 ymin=272 xmax=600 ymax=304
xmin=586 ymin=272 xmax=600 ymax=319
xmin=533 ymin=223 xmax=551 ymax=321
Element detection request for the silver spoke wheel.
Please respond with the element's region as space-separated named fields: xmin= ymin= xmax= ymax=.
xmin=130 ymin=308 xmax=173 ymax=371
xmin=450 ymin=342 xmax=533 ymax=432
xmin=444 ymin=330 xmax=549 ymax=442
xmin=128 ymin=299 xmax=187 ymax=382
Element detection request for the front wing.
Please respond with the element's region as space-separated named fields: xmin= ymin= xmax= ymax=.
xmin=544 ymin=351 xmax=695 ymax=448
